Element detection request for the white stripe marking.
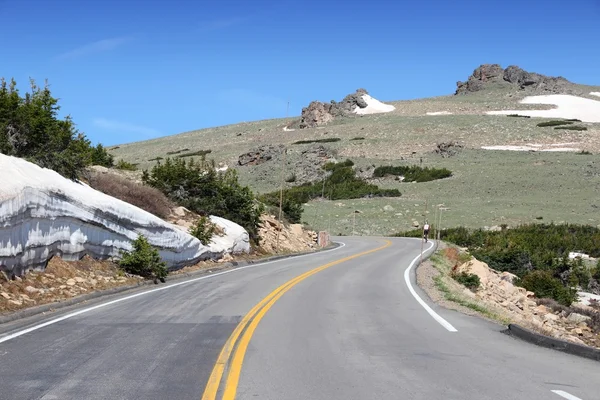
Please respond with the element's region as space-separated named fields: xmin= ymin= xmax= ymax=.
xmin=552 ymin=390 xmax=583 ymax=400
xmin=403 ymin=240 xmax=458 ymax=332
xmin=0 ymin=242 xmax=346 ymax=344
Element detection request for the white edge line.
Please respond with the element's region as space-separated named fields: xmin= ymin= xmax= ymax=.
xmin=551 ymin=390 xmax=583 ymax=400
xmin=403 ymin=240 xmax=458 ymax=332
xmin=0 ymin=242 xmax=347 ymax=344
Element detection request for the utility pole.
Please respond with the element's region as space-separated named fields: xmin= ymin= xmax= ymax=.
xmin=432 ymin=206 xmax=438 ymax=243
xmin=276 ymin=147 xmax=287 ymax=253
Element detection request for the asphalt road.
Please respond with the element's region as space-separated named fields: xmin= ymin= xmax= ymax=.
xmin=0 ymin=238 xmax=598 ymax=400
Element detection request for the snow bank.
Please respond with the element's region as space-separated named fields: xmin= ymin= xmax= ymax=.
xmin=486 ymin=95 xmax=600 ymax=123
xmin=481 ymin=145 xmax=580 ymax=152
xmin=353 ymin=94 xmax=395 ymax=115
xmin=0 ymin=154 xmax=250 ymax=275
xmin=590 ymin=92 xmax=600 ymax=98
xmin=426 ymin=111 xmax=453 ymax=116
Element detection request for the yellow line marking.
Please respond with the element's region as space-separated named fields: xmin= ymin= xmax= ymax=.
xmin=208 ymin=239 xmax=392 ymax=400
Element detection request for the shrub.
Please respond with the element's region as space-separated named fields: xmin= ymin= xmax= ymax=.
xmin=577 ymin=150 xmax=592 ymax=155
xmin=507 ymin=114 xmax=531 ymax=118
xmin=554 ymin=126 xmax=587 ymax=131
xmin=452 ymin=272 xmax=481 ymax=291
xmin=148 ymin=157 xmax=163 ymax=162
xmin=399 ymin=223 xmax=600 ymax=304
xmin=176 ymin=149 xmax=212 ymax=158
xmin=373 ymin=165 xmax=452 ymax=182
xmin=189 ymin=216 xmax=218 ymax=245
xmin=90 ymin=144 xmax=114 ymax=167
xmin=536 ymin=120 xmax=574 ymax=127
xmin=142 ymin=157 xmax=263 ymax=244
xmin=115 ymin=159 xmax=138 ymax=171
xmin=516 ymin=270 xmax=577 ymax=306
xmin=166 ymin=148 xmax=189 ymax=155
xmin=85 ymin=172 xmax=173 ymax=219
xmin=351 ymin=136 xmax=365 ymax=140
xmin=292 ymin=138 xmax=341 ymax=145
xmin=119 ymin=235 xmax=168 ymax=282
xmin=0 ymin=78 xmax=113 ymax=179
xmin=259 ymin=159 xmax=400 ymax=222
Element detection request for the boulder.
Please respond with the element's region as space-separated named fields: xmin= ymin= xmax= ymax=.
xmin=566 ymin=312 xmax=591 ymax=324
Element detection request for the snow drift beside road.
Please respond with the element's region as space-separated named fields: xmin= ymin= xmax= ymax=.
xmin=353 ymin=94 xmax=395 ymax=115
xmin=0 ymin=154 xmax=249 ymax=275
xmin=486 ymin=95 xmax=600 ymax=123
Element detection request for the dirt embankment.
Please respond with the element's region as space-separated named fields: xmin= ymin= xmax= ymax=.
xmin=418 ymin=247 xmax=600 ymax=349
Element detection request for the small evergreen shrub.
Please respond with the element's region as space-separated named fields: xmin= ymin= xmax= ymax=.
xmin=554 ymin=126 xmax=587 ymax=131
xmin=176 ymin=149 xmax=212 ymax=158
xmin=373 ymin=165 xmax=452 ymax=182
xmin=259 ymin=159 xmax=400 ymax=223
xmin=189 ymin=216 xmax=218 ymax=245
xmin=536 ymin=120 xmax=574 ymax=127
xmin=516 ymin=270 xmax=577 ymax=306
xmin=452 ymin=272 xmax=481 ymax=291
xmin=166 ymin=148 xmax=189 ymax=155
xmin=119 ymin=235 xmax=168 ymax=282
xmin=143 ymin=157 xmax=263 ymax=244
xmin=292 ymin=138 xmax=341 ymax=145
xmin=90 ymin=144 xmax=114 ymax=167
xmin=115 ymin=159 xmax=138 ymax=171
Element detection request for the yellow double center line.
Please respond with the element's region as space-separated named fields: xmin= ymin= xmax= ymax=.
xmin=201 ymin=240 xmax=392 ymax=400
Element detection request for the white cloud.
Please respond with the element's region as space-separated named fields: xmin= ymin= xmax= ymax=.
xmin=55 ymin=36 xmax=133 ymax=60
xmin=93 ymin=118 xmax=160 ymax=137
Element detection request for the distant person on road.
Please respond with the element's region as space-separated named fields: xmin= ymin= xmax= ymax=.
xmin=423 ymin=221 xmax=430 ymax=242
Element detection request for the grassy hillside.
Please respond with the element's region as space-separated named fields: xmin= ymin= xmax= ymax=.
xmin=110 ymin=89 xmax=600 ymax=235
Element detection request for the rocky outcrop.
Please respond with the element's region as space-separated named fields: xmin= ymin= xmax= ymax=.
xmin=0 ymin=154 xmax=250 ymax=277
xmin=434 ymin=141 xmax=463 ymax=158
xmin=238 ymin=145 xmax=285 ymax=166
xmin=292 ymin=145 xmax=337 ymax=185
xmin=237 ymin=144 xmax=336 ymax=186
xmin=291 ymin=89 xmax=371 ymax=129
xmin=455 ymin=64 xmax=575 ymax=95
xmin=257 ymin=214 xmax=318 ymax=254
xmin=297 ymin=101 xmax=336 ymax=129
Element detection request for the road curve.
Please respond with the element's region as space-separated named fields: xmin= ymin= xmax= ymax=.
xmin=0 ymin=237 xmax=597 ymax=400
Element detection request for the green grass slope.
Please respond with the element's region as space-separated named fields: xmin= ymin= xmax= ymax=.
xmin=109 ymin=89 xmax=600 ymax=235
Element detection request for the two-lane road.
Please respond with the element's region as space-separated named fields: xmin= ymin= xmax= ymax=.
xmin=0 ymin=238 xmax=597 ymax=400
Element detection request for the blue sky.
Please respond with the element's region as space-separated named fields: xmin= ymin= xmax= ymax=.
xmin=1 ymin=0 xmax=599 ymax=146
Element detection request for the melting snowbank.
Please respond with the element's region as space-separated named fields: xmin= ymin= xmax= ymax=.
xmin=486 ymin=95 xmax=600 ymax=123
xmin=426 ymin=111 xmax=453 ymax=116
xmin=590 ymin=92 xmax=600 ymax=98
xmin=482 ymin=144 xmax=581 ymax=152
xmin=0 ymin=154 xmax=249 ymax=275
xmin=353 ymin=94 xmax=395 ymax=115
